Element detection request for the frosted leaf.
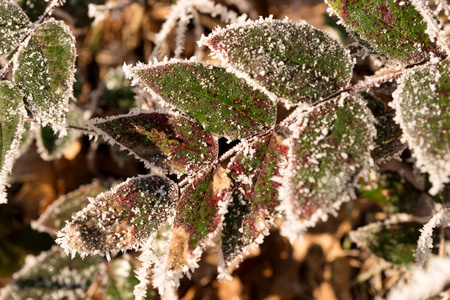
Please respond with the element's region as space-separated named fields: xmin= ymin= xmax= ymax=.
xmin=0 ymin=81 xmax=26 ymax=204
xmin=415 ymin=208 xmax=450 ymax=267
xmin=0 ymin=246 xmax=104 ymax=300
xmin=18 ymin=122 xmax=34 ymax=154
xmin=36 ymin=103 xmax=86 ymax=161
xmin=167 ymin=166 xmax=231 ymax=278
xmin=89 ymin=111 xmax=218 ymax=176
xmin=279 ymin=94 xmax=376 ymax=239
xmin=105 ymin=255 xmax=142 ymax=300
xmin=0 ymin=0 xmax=31 ymax=55
xmin=220 ymin=134 xmax=288 ymax=274
xmin=56 ymin=174 xmax=178 ymax=258
xmin=31 ymin=180 xmax=109 ymax=236
xmin=350 ymin=219 xmax=427 ymax=266
xmin=326 ymin=0 xmax=441 ymax=65
xmin=201 ymin=17 xmax=353 ymax=107
xmin=391 ymin=61 xmax=450 ymax=195
xmin=387 ymin=257 xmax=450 ymax=300
xmin=13 ymin=19 xmax=76 ymax=136
xmin=126 ymin=59 xmax=276 ymax=140
xmin=372 ymin=114 xmax=406 ymax=164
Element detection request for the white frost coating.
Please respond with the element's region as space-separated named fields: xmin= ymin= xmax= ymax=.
xmin=391 ymin=64 xmax=450 ymax=195
xmin=199 ymin=16 xmax=353 ymax=109
xmin=0 ymin=245 xmax=105 ymax=300
xmin=350 ymin=213 xmax=430 ymax=253
xmin=411 ymin=0 xmax=450 ymax=57
xmin=56 ymin=173 xmax=178 ymax=259
xmin=158 ymin=171 xmax=232 ymax=294
xmin=88 ymin=106 xmax=214 ymax=177
xmin=12 ymin=18 xmax=77 ymax=137
xmin=0 ymin=87 xmax=26 ymax=204
xmin=88 ymin=107 xmax=174 ymax=170
xmin=277 ymin=94 xmax=377 ymax=242
xmin=387 ymin=257 xmax=450 ymax=300
xmin=31 ymin=180 xmax=105 ymax=235
xmin=415 ymin=208 xmax=450 ymax=267
xmin=133 ymin=224 xmax=177 ymax=300
xmin=216 ymin=216 xmax=275 ymax=281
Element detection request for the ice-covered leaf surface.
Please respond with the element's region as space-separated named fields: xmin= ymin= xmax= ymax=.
xmin=372 ymin=114 xmax=406 ymax=164
xmin=57 ymin=175 xmax=178 ymax=257
xmin=0 ymin=81 xmax=26 ymax=204
xmin=221 ymin=134 xmax=288 ymax=272
xmin=36 ymin=104 xmax=86 ymax=160
xmin=280 ymin=94 xmax=376 ymax=232
xmin=128 ymin=60 xmax=276 ymax=139
xmin=391 ymin=61 xmax=450 ymax=195
xmin=167 ymin=166 xmax=231 ymax=273
xmin=13 ymin=19 xmax=76 ymax=135
xmin=90 ymin=111 xmax=218 ymax=175
xmin=201 ymin=17 xmax=353 ymax=106
xmin=0 ymin=246 xmax=104 ymax=300
xmin=350 ymin=221 xmax=432 ymax=266
xmin=0 ymin=0 xmax=31 ymax=55
xmin=326 ymin=0 xmax=439 ymax=65
xmin=105 ymin=256 xmax=141 ymax=300
xmin=32 ymin=181 xmax=109 ymax=236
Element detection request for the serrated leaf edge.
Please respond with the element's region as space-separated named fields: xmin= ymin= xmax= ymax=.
xmin=0 ymin=89 xmax=27 ymax=204
xmin=277 ymin=95 xmax=377 ymax=243
xmin=0 ymin=245 xmax=106 ymax=300
xmin=217 ymin=215 xmax=276 ymax=281
xmin=162 ymin=167 xmax=232 ymax=290
xmin=124 ymin=58 xmax=276 ymax=140
xmin=31 ymin=180 xmax=106 ymax=236
xmin=56 ymin=173 xmax=179 ymax=259
xmin=350 ymin=213 xmax=428 ymax=257
xmin=391 ymin=64 xmax=450 ymax=195
xmin=199 ymin=15 xmax=353 ymax=109
xmin=12 ymin=18 xmax=77 ymax=137
xmin=88 ymin=107 xmax=217 ymax=176
xmin=217 ymin=134 xmax=287 ymax=278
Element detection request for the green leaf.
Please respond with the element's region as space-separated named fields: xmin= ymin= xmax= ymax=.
xmin=167 ymin=166 xmax=231 ymax=273
xmin=201 ymin=17 xmax=353 ymax=107
xmin=56 ymin=174 xmax=178 ymax=258
xmin=13 ymin=19 xmax=76 ymax=135
xmin=391 ymin=61 xmax=450 ymax=195
xmin=105 ymin=256 xmax=142 ymax=300
xmin=220 ymin=134 xmax=288 ymax=274
xmin=19 ymin=121 xmax=33 ymax=154
xmin=36 ymin=104 xmax=86 ymax=160
xmin=0 ymin=246 xmax=104 ymax=300
xmin=350 ymin=221 xmax=434 ymax=266
xmin=279 ymin=94 xmax=376 ymax=236
xmin=31 ymin=181 xmax=109 ymax=236
xmin=372 ymin=114 xmax=406 ymax=164
xmin=90 ymin=111 xmax=218 ymax=175
xmin=126 ymin=60 xmax=276 ymax=139
xmin=0 ymin=81 xmax=26 ymax=204
xmin=326 ymin=0 xmax=440 ymax=65
xmin=0 ymin=0 xmax=31 ymax=55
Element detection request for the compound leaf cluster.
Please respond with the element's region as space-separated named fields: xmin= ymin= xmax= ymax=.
xmin=1 ymin=0 xmax=449 ymax=298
